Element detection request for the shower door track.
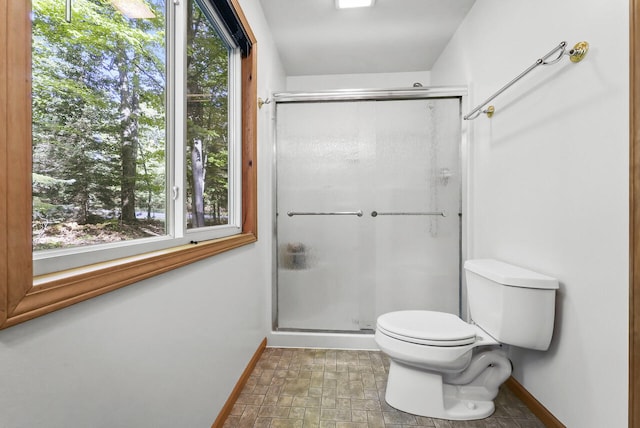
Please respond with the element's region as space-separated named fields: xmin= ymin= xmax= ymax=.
xmin=271 ymin=86 xmax=468 ymax=339
xmin=272 ymin=86 xmax=467 ymax=104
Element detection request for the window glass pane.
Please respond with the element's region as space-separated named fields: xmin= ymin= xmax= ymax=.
xmin=31 ymin=0 xmax=167 ymax=252
xmin=186 ymin=0 xmax=231 ymax=229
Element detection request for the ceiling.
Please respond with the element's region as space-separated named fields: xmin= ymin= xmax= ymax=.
xmin=258 ymin=0 xmax=476 ymax=76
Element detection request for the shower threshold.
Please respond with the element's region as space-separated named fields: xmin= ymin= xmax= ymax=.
xmin=269 ymin=328 xmax=378 ymax=350
xmin=276 ymin=327 xmax=375 ymax=335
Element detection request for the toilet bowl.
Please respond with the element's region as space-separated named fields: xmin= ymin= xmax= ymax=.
xmin=376 ymin=311 xmax=498 ymax=372
xmin=375 ymin=311 xmax=509 ymax=420
xmin=374 ymin=259 xmax=559 ymax=421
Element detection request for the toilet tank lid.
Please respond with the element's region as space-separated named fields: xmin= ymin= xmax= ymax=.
xmin=464 ymin=259 xmax=559 ymax=289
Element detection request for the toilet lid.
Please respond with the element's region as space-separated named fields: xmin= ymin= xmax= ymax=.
xmin=376 ymin=310 xmax=477 ymax=346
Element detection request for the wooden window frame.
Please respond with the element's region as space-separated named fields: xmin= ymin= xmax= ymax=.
xmin=0 ymin=0 xmax=258 ymax=329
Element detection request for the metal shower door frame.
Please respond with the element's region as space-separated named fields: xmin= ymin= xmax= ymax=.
xmin=270 ymin=86 xmax=469 ymax=333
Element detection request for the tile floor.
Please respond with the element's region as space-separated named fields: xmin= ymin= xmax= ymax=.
xmin=223 ymin=347 xmax=546 ymax=428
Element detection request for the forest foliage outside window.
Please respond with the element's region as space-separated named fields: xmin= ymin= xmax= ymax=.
xmin=32 ymin=0 xmax=168 ymax=251
xmin=31 ymin=0 xmax=241 ymax=272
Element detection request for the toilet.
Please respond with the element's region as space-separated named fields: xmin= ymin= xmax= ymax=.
xmin=374 ymin=259 xmax=559 ymax=420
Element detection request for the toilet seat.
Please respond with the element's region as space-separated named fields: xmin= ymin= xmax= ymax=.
xmin=377 ymin=310 xmax=477 ymax=347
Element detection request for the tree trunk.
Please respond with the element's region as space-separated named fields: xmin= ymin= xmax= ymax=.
xmin=187 ymin=5 xmax=207 ymax=228
xmin=138 ymin=145 xmax=153 ymax=220
xmin=118 ymin=49 xmax=139 ymax=224
xmin=191 ymin=138 xmax=206 ymax=227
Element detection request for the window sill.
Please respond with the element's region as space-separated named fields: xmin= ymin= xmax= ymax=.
xmin=3 ymin=232 xmax=256 ymax=329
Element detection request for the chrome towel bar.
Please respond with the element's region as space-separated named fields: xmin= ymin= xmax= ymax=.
xmin=463 ymin=40 xmax=589 ymax=120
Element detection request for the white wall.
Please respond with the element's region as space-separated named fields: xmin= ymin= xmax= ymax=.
xmin=0 ymin=1 xmax=286 ymax=426
xmin=286 ymin=71 xmax=430 ymax=91
xmin=431 ymin=1 xmax=629 ymax=426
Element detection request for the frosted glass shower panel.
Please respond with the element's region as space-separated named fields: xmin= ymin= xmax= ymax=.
xmin=372 ymin=99 xmax=461 ymax=316
xmin=275 ymin=97 xmax=462 ymax=332
xmin=276 ymin=102 xmax=376 ymax=331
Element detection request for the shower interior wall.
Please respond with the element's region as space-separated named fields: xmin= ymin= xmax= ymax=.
xmin=430 ymin=0 xmax=629 ymax=426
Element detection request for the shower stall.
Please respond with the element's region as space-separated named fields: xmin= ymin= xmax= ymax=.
xmin=273 ymin=87 xmax=464 ymax=335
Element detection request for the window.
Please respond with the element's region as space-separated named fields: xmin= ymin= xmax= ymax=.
xmin=31 ymin=0 xmax=169 ymax=254
xmin=185 ymin=0 xmax=241 ymax=237
xmin=32 ymin=0 xmax=248 ymax=274
xmin=0 ymin=0 xmax=257 ymax=329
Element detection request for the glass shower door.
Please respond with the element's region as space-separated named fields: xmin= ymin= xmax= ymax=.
xmin=276 ymin=101 xmax=376 ymax=331
xmin=372 ymin=99 xmax=461 ymax=317
xmin=276 ymin=97 xmax=461 ymax=332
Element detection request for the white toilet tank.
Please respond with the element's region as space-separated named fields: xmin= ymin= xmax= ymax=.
xmin=464 ymin=259 xmax=559 ymax=351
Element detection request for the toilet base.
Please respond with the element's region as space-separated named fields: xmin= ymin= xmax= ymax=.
xmin=385 ymin=360 xmax=495 ymax=420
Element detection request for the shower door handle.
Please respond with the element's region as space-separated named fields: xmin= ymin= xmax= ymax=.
xmin=371 ymin=210 xmax=447 ymax=217
xmin=287 ymin=210 xmax=364 ymax=217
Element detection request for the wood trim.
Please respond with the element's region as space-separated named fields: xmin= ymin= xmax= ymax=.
xmin=1 ymin=0 xmax=33 ymax=325
xmin=505 ymin=377 xmax=565 ymax=428
xmin=241 ymin=45 xmax=258 ymax=237
xmin=211 ymin=338 xmax=267 ymax=428
xmin=6 ymin=0 xmax=33 ymax=315
xmin=237 ymin=0 xmax=258 ymax=238
xmin=0 ymin=0 xmax=259 ymax=330
xmin=0 ymin=0 xmax=8 ymax=326
xmin=632 ymin=0 xmax=640 ymax=426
